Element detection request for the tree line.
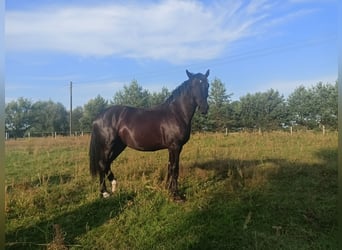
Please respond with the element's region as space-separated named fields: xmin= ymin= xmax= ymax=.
xmin=5 ymin=78 xmax=337 ymax=138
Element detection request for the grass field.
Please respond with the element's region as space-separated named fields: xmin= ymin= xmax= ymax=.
xmin=5 ymin=131 xmax=337 ymax=249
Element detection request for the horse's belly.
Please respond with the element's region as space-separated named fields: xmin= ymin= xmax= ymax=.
xmin=129 ymin=144 xmax=166 ymax=152
xmin=119 ymin=126 xmax=167 ymax=151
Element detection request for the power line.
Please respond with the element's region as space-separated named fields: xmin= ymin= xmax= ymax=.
xmin=71 ymin=35 xmax=336 ymax=86
xmin=66 ymin=35 xmax=336 ymax=111
xmin=69 ymin=81 xmax=72 ymax=136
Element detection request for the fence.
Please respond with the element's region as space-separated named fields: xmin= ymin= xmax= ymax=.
xmin=5 ymin=131 xmax=92 ymax=140
xmin=5 ymin=124 xmax=331 ymax=140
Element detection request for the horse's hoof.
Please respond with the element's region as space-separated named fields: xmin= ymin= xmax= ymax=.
xmin=101 ymin=192 xmax=111 ymax=198
xmin=173 ymin=193 xmax=186 ymax=203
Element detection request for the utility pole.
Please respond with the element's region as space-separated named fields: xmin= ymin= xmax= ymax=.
xmin=69 ymin=81 xmax=72 ymax=136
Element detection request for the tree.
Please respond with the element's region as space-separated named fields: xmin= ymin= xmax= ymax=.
xmin=5 ymin=98 xmax=33 ymax=138
xmin=71 ymin=106 xmax=84 ymax=133
xmin=229 ymin=100 xmax=243 ymax=130
xmin=112 ymin=80 xmax=150 ymax=108
xmin=150 ymin=87 xmax=170 ymax=106
xmin=239 ymin=89 xmax=287 ymax=130
xmin=191 ymin=111 xmax=209 ymax=132
xmin=239 ymin=93 xmax=257 ymax=129
xmin=287 ymin=82 xmax=337 ymax=129
xmin=287 ymin=85 xmax=314 ymax=128
xmin=30 ymin=100 xmax=69 ymax=135
xmin=310 ymin=81 xmax=337 ymax=128
xmin=80 ymin=95 xmax=108 ymax=131
xmin=207 ymin=78 xmax=232 ymax=131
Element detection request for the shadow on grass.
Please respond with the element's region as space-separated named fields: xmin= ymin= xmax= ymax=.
xmin=6 ymin=192 xmax=135 ymax=249
xmin=6 ymin=148 xmax=337 ymax=249
xmin=176 ymin=148 xmax=338 ymax=249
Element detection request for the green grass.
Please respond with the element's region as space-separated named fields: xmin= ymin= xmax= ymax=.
xmin=5 ymin=131 xmax=337 ymax=249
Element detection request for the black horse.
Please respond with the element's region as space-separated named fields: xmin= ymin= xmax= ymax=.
xmin=89 ymin=70 xmax=210 ymax=199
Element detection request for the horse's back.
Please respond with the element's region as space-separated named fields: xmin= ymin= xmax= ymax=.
xmin=92 ymin=104 xmax=191 ymax=151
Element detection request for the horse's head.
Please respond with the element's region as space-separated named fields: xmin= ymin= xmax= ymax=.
xmin=186 ymin=69 xmax=210 ymax=114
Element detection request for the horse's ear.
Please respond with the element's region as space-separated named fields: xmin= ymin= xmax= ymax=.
xmin=186 ymin=70 xmax=193 ymax=79
xmin=205 ymin=69 xmax=210 ymax=78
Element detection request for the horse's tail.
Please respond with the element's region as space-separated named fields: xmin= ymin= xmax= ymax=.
xmin=89 ymin=123 xmax=100 ymax=177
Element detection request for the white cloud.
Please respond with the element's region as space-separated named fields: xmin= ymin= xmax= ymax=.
xmin=5 ymin=0 xmax=318 ymax=63
xmin=5 ymin=0 xmax=308 ymax=63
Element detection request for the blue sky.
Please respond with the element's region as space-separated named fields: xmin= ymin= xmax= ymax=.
xmin=5 ymin=0 xmax=338 ymax=109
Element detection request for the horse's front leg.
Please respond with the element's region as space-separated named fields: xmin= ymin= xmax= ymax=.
xmin=99 ymin=159 xmax=113 ymax=198
xmin=167 ymin=145 xmax=183 ymax=200
xmin=166 ymin=149 xmax=174 ymax=190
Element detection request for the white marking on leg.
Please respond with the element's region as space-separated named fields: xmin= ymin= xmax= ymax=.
xmin=102 ymin=191 xmax=110 ymax=198
xmin=111 ymin=180 xmax=117 ymax=193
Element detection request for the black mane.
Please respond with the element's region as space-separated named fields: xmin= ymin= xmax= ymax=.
xmin=163 ymin=79 xmax=191 ymax=105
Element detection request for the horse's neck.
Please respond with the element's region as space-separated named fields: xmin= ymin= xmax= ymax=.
xmin=170 ymin=93 xmax=197 ymax=125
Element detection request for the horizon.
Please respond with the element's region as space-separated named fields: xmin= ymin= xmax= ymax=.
xmin=5 ymin=76 xmax=338 ymax=110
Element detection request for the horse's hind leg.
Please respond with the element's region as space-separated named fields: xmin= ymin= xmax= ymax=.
xmin=103 ymin=139 xmax=127 ymax=197
xmin=99 ymin=160 xmax=111 ymax=198
xmin=99 ymin=162 xmax=117 ymax=198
